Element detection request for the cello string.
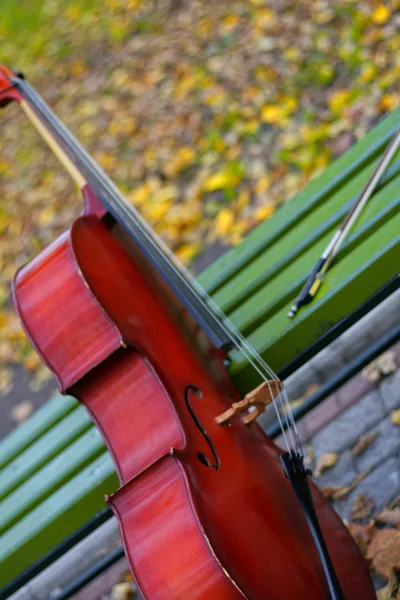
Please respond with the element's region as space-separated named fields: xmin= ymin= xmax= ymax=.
xmin=18 ymin=79 xmax=301 ymax=455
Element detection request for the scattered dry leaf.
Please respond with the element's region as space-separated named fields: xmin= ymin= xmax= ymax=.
xmin=29 ymin=364 xmax=53 ymax=392
xmin=352 ymin=432 xmax=378 ymax=457
xmin=376 ymin=575 xmax=397 ymax=600
xmin=111 ymin=582 xmax=135 ymax=600
xmin=350 ymin=494 xmax=375 ymax=521
xmin=305 ymin=383 xmax=321 ymax=396
xmin=314 ymin=452 xmax=338 ymax=477
xmin=0 ymin=366 xmax=14 ymax=396
xmin=391 ymin=409 xmax=400 ymax=426
xmin=322 ymin=484 xmax=351 ymax=501
xmin=376 ymin=507 xmax=400 ymax=527
xmin=366 ymin=528 xmax=400 ymax=580
xmin=11 ymin=400 xmax=34 ymax=425
xmin=321 ymin=467 xmax=375 ymax=501
xmin=371 ymin=4 xmax=391 ymax=25
xmin=285 ymin=383 xmax=320 ymax=415
xmin=303 ymin=446 xmax=314 ymax=470
xmin=362 ymin=351 xmax=397 ymax=382
xmin=348 ymin=521 xmax=377 ymax=558
xmin=279 ymin=396 xmax=304 ymax=416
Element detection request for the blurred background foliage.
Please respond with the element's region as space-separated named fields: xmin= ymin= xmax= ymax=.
xmin=0 ymin=0 xmax=399 ymax=384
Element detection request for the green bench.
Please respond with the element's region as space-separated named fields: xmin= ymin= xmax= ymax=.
xmin=0 ymin=108 xmax=399 ymax=592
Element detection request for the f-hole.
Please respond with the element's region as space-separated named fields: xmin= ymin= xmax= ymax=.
xmin=185 ymin=385 xmax=220 ymax=470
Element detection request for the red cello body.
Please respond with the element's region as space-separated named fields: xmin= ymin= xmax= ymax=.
xmin=1 ymin=64 xmax=375 ymax=599
xmin=13 ymin=210 xmax=375 ymax=599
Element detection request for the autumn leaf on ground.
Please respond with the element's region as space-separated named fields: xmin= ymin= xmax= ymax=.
xmin=352 ymin=432 xmax=378 ymax=457
xmin=322 ymin=467 xmax=375 ymax=501
xmin=303 ymin=446 xmax=314 ymax=470
xmin=376 ymin=507 xmax=400 ymax=527
xmin=350 ymin=494 xmax=375 ymax=521
xmin=0 ymin=367 xmax=14 ymax=396
xmin=391 ymin=409 xmax=400 ymax=425
xmin=366 ymin=528 xmax=400 ymax=580
xmin=203 ymin=163 xmax=243 ymax=192
xmin=29 ymin=364 xmax=53 ymax=392
xmin=376 ymin=575 xmax=397 ymax=600
xmin=371 ymin=4 xmax=391 ymax=25
xmin=214 ymin=208 xmax=235 ymax=237
xmin=111 ymin=582 xmax=135 ymax=600
xmin=254 ymin=204 xmax=275 ymax=223
xmin=362 ymin=351 xmax=397 ymax=382
xmin=286 ymin=383 xmax=320 ymax=416
xmin=314 ymin=452 xmax=338 ymax=477
xmin=304 ymin=383 xmax=321 ymax=396
xmin=322 ymin=484 xmax=351 ymax=501
xmin=11 ymin=400 xmax=34 ymax=425
xmin=348 ymin=521 xmax=377 ymax=558
xmin=279 ymin=397 xmax=304 ymax=416
xmin=329 ymin=90 xmax=352 ymax=114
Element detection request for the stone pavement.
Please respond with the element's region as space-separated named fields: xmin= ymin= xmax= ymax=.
xmin=302 ymin=349 xmax=400 ymax=523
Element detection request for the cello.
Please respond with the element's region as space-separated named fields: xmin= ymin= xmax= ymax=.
xmin=0 ymin=65 xmax=375 ymax=600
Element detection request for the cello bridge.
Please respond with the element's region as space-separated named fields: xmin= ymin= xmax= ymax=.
xmin=215 ymin=380 xmax=283 ymax=426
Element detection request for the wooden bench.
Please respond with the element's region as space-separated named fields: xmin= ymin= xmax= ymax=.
xmin=0 ymin=107 xmax=399 ymax=592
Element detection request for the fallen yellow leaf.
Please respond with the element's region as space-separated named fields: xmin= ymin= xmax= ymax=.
xmin=255 ymin=204 xmax=275 ymax=222
xmin=219 ymin=14 xmax=240 ymax=35
xmin=0 ymin=366 xmax=14 ymax=396
xmin=203 ymin=170 xmax=241 ymax=192
xmin=261 ymin=104 xmax=287 ymax=125
xmin=163 ymin=147 xmax=196 ymax=178
xmin=254 ymin=176 xmax=271 ymax=195
xmin=11 ymin=400 xmax=34 ymax=425
xmin=379 ymin=94 xmax=400 ymax=112
xmin=329 ymin=90 xmax=351 ymax=114
xmin=314 ymin=452 xmax=339 ymax=477
xmin=236 ymin=188 xmax=250 ymax=211
xmin=322 ymin=483 xmax=351 ymax=501
xmin=391 ymin=409 xmax=400 ymax=425
xmin=371 ymin=4 xmax=391 ymax=25
xmin=174 ymin=244 xmax=200 ymax=265
xmin=214 ymin=208 xmax=235 ymax=237
xmin=111 ymin=581 xmax=134 ymax=600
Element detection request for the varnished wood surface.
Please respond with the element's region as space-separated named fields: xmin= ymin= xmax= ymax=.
xmin=14 ymin=213 xmax=375 ymax=599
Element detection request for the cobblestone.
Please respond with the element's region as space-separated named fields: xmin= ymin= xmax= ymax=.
xmin=380 ymin=371 xmax=400 ymax=413
xmin=354 ymin=416 xmax=400 ymax=473
xmin=333 ymin=456 xmax=400 ymax=522
xmin=310 ymin=389 xmax=384 ymax=459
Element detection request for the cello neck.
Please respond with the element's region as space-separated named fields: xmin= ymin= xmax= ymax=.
xmin=10 ymin=74 xmax=231 ymax=349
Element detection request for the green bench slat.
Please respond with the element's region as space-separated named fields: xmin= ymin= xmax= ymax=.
xmin=0 ymin=452 xmax=117 ymax=586
xmin=198 ymin=108 xmax=400 ymax=294
xmin=0 ymin=427 xmax=105 ymax=535
xmin=0 ymin=394 xmax=78 ymax=470
xmin=230 ymin=213 xmax=400 ymax=392
xmin=0 ymin=406 xmax=92 ymax=502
